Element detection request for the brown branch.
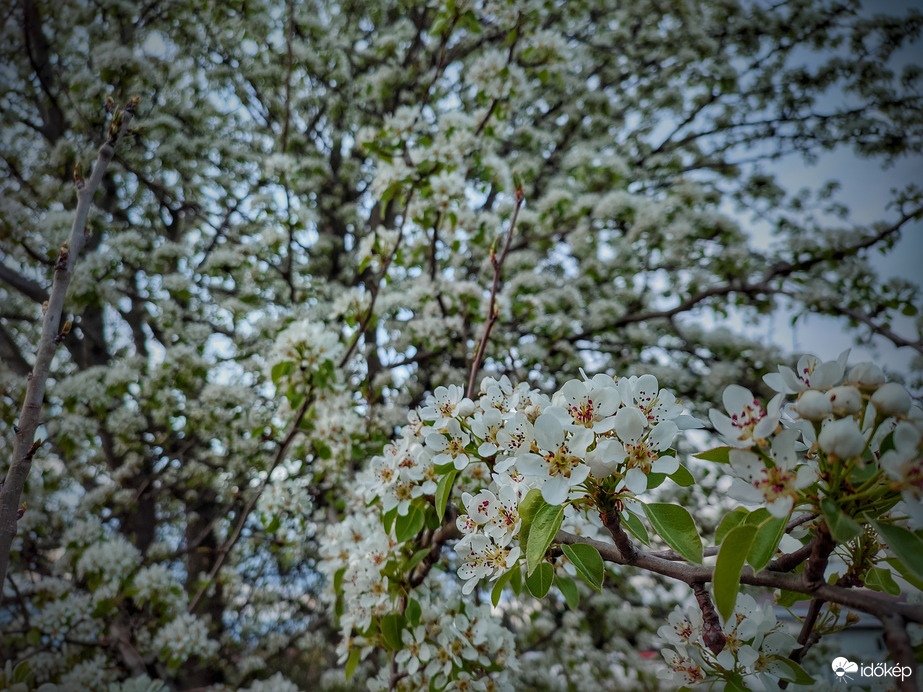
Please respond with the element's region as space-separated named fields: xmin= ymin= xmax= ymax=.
xmin=829 ymin=304 xmax=923 ymax=355
xmin=693 ymin=582 xmax=727 ymax=655
xmin=465 ymin=189 xmax=524 ymax=399
xmin=553 ymin=530 xmax=923 ymax=624
xmin=0 ymin=97 xmax=138 ymax=590
xmin=339 ymin=193 xmax=413 ymax=369
xmin=791 ymin=597 xmax=825 ymax=665
xmin=880 ymin=614 xmax=917 ymax=692
xmin=0 ymin=322 xmax=31 ymax=377
xmin=0 ymin=262 xmax=48 ymax=303
xmin=187 ymin=391 xmax=312 ymax=614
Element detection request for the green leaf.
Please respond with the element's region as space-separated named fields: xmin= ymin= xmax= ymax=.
xmin=435 ymin=469 xmax=458 ymax=521
xmin=555 ymin=574 xmax=580 ymax=609
xmin=748 ymin=515 xmax=787 ymax=572
xmin=669 ymin=464 xmax=696 ymax=487
xmin=776 ymin=589 xmax=809 ymax=607
xmin=333 ymin=566 xmax=346 ymax=594
xmin=646 ymin=471 xmax=667 ymax=490
xmin=491 ymin=564 xmax=519 ymax=607
xmin=406 ymin=598 xmax=422 ymax=626
xmin=885 ymin=557 xmax=923 ymax=592
xmin=620 ymin=510 xmax=650 ymax=545
xmin=525 ymin=561 xmax=554 ymax=598
xmin=382 ymin=507 xmax=398 ymax=533
xmin=694 ymin=447 xmax=733 ymax=464
xmin=407 ymin=547 xmax=431 ymax=571
xmin=517 ymin=488 xmax=545 ymax=545
xmin=26 ymin=628 xmax=41 ymax=646
xmin=865 ymin=566 xmax=901 ymax=596
xmin=509 ymin=562 xmax=523 ymax=596
xmin=526 ymin=503 xmax=564 ymax=576
xmin=394 ymin=502 xmax=427 ymax=543
xmin=270 ymin=361 xmax=294 ymax=385
xmin=724 ymin=673 xmax=749 ymax=692
xmin=715 ymin=507 xmax=750 ymax=545
xmin=714 ymin=524 xmax=758 ymax=620
xmin=774 ymin=657 xmax=815 ymax=684
xmin=821 ymin=498 xmax=861 ymax=543
xmin=345 ymin=648 xmax=360 ymax=681
xmin=380 ymin=613 xmax=406 ymax=650
xmin=643 ymin=503 xmax=703 ymax=564
xmin=871 ymin=520 xmax=923 ymax=581
xmin=561 ymin=543 xmax=604 ymax=592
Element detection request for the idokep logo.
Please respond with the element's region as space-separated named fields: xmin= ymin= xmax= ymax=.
xmin=831 ymin=656 xmax=914 ymax=684
xmin=831 ymin=657 xmax=858 ymax=683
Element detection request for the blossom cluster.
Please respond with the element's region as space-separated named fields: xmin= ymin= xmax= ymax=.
xmin=320 ymin=371 xmax=702 ymax=688
xmin=709 ymin=350 xmax=923 ymax=527
xmin=659 ymin=593 xmax=798 ymax=688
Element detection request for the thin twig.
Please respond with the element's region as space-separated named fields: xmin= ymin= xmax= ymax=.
xmin=0 ymin=97 xmax=139 ymax=590
xmin=188 ymin=392 xmax=312 ymax=613
xmin=466 ymin=189 xmax=524 ymax=399
xmin=339 ymin=193 xmax=414 ymax=369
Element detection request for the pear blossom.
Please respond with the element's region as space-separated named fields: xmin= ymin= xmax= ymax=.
xmin=426 ymin=419 xmax=473 ymax=470
xmin=516 ymin=413 xmax=592 ymax=505
xmin=879 ymin=422 xmax=923 ymax=526
xmin=549 ymin=378 xmax=620 ymax=432
xmin=762 ymin=350 xmax=849 ymax=394
xmin=420 ymin=385 xmax=475 ymax=430
xmin=709 ymin=385 xmax=782 ymax=447
xmin=612 ymin=407 xmax=680 ymax=475
xmin=727 ymin=429 xmax=815 ymax=517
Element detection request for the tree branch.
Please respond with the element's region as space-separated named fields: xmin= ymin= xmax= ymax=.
xmin=553 ymin=530 xmax=923 ymax=624
xmin=0 ymin=97 xmax=138 ymax=591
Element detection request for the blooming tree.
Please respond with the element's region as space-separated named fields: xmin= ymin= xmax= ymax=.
xmin=1 ymin=0 xmax=922 ymax=690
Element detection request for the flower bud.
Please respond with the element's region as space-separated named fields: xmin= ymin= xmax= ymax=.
xmin=826 ymin=386 xmax=862 ymax=416
xmin=871 ymin=382 xmax=912 ymax=417
xmin=795 ymin=390 xmax=832 ymax=421
xmin=848 ymin=362 xmax=885 ymax=389
xmin=818 ymin=418 xmax=866 ymax=459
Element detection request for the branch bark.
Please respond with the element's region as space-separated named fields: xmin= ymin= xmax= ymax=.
xmin=0 ymin=97 xmax=138 ymax=590
xmin=553 ymin=530 xmax=923 ymax=625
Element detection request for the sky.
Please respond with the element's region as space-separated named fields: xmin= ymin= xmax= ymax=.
xmin=720 ymin=0 xmax=923 ymax=383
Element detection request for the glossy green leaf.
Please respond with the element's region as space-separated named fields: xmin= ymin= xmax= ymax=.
xmin=714 ymin=524 xmax=758 ymax=620
xmin=561 ymin=543 xmax=604 ymax=592
xmin=774 ymin=657 xmax=815 ymax=684
xmin=748 ymin=515 xmax=787 ymax=572
xmin=435 ymin=469 xmax=458 ymax=521
xmin=380 ymin=613 xmax=405 ymax=650
xmin=526 ymin=503 xmax=564 ymax=576
xmin=643 ymin=503 xmax=703 ymax=564
xmin=525 ymin=561 xmax=554 ymax=598
xmin=518 ymin=488 xmax=545 ymax=545
xmin=405 ymin=598 xmax=422 ymax=626
xmin=394 ymin=502 xmax=426 ymax=543
xmin=270 ymin=361 xmax=294 ymax=385
xmin=821 ymin=497 xmax=861 ymax=543
xmin=555 ymin=574 xmax=579 ymax=609
xmin=345 ymin=648 xmax=360 ymax=681
xmin=694 ymin=447 xmax=733 ymax=464
xmin=715 ymin=507 xmax=749 ymax=546
xmin=491 ymin=563 xmax=519 ymax=607
xmin=871 ymin=520 xmax=923 ymax=581
xmin=407 ymin=547 xmax=430 ymax=571
xmin=669 ymin=464 xmax=696 ymax=487
xmin=621 ymin=509 xmax=650 ymax=545
xmin=865 ymin=566 xmax=901 ymax=596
